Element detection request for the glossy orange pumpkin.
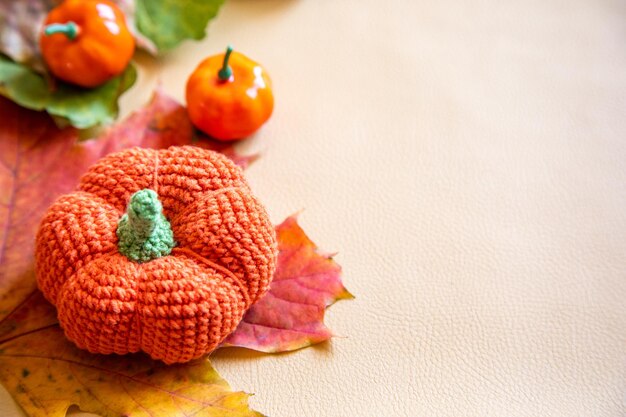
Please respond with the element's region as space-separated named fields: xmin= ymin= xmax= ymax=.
xmin=186 ymin=46 xmax=274 ymax=141
xmin=40 ymin=0 xmax=135 ymax=87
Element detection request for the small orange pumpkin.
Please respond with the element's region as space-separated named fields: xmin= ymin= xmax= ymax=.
xmin=35 ymin=146 xmax=277 ymax=364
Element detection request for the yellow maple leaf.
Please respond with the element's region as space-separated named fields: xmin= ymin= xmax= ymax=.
xmin=0 ymin=292 xmax=262 ymax=417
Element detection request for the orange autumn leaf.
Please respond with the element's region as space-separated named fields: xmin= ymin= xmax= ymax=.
xmin=0 ymin=293 xmax=262 ymax=417
xmin=223 ymin=215 xmax=353 ymax=352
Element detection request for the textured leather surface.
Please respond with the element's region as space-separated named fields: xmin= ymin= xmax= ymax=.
xmin=1 ymin=0 xmax=625 ymax=416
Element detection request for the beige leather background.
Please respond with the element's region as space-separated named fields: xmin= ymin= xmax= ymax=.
xmin=2 ymin=0 xmax=626 ymax=416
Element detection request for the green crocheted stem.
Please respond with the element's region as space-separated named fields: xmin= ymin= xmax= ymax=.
xmin=117 ymin=189 xmax=175 ymax=263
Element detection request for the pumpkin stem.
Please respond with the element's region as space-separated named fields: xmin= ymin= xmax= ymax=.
xmin=117 ymin=189 xmax=175 ymax=263
xmin=43 ymin=22 xmax=80 ymax=40
xmin=218 ymin=45 xmax=234 ymax=81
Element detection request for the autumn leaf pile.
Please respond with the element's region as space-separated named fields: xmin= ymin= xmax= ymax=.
xmin=0 ymin=91 xmax=352 ymax=417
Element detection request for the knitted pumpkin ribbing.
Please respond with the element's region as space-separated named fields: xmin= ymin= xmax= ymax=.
xmin=35 ymin=146 xmax=277 ymax=364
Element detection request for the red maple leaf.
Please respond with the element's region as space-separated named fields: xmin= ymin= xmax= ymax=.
xmin=224 ymin=214 xmax=353 ymax=352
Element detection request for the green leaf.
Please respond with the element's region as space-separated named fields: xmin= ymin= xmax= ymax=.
xmin=135 ymin=0 xmax=225 ymax=51
xmin=0 ymin=55 xmax=136 ymax=129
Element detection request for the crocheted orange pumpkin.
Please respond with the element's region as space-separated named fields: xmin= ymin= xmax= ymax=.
xmin=35 ymin=146 xmax=277 ymax=364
